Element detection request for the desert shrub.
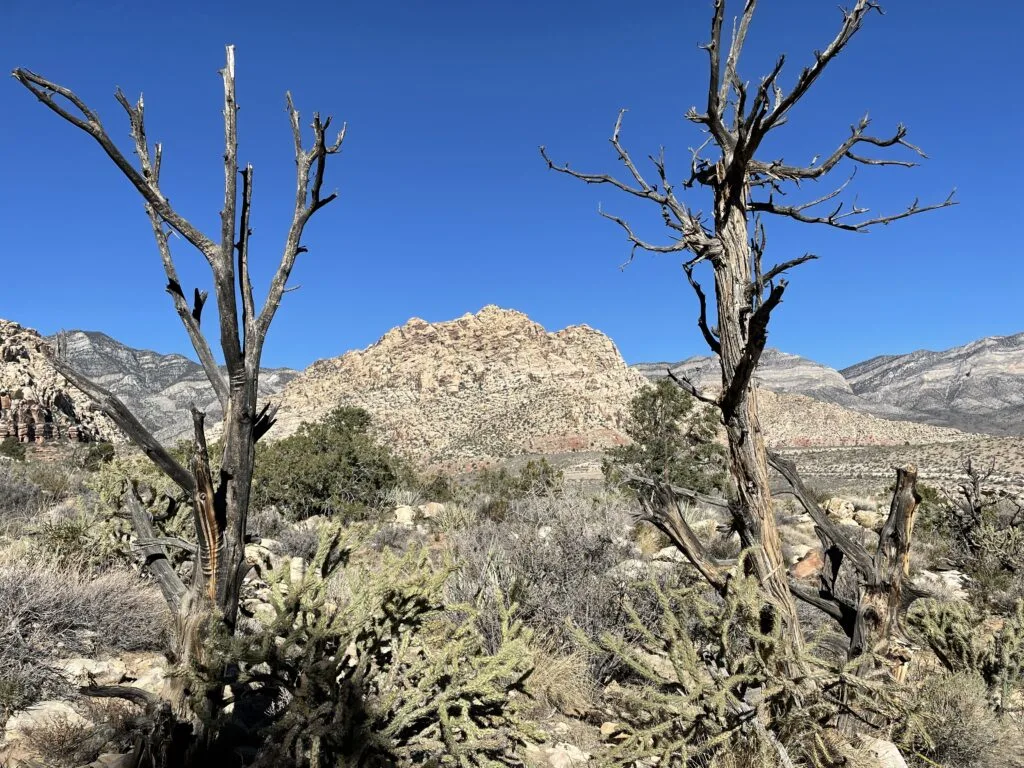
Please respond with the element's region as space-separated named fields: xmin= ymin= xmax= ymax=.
xmin=18 ymin=458 xmax=88 ymax=505
xmin=205 ymin=524 xmax=536 ymax=767
xmin=78 ymin=440 xmax=115 ymax=471
xmin=586 ymin=558 xmax=900 ymax=768
xmin=270 ymin=523 xmax=321 ymax=562
xmin=475 ymin=458 xmax=563 ymax=499
xmin=0 ymin=461 xmax=42 ymax=533
xmin=603 ymin=378 xmax=727 ymax=495
xmin=0 ymin=557 xmax=168 ymax=719
xmin=252 ymin=406 xmax=408 ymax=521
xmin=19 ymin=710 xmax=99 ymax=768
xmin=907 ymin=599 xmax=1024 ymax=709
xmin=247 ymin=504 xmax=288 ymax=539
xmin=447 ymin=489 xmax=666 ymax=679
xmin=0 ymin=436 xmax=26 ymax=461
xmin=897 ymin=671 xmax=1022 ymax=768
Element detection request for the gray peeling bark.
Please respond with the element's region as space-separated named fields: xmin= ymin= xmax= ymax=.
xmin=13 ymin=45 xmax=345 ymax=724
xmin=542 ymin=0 xmax=953 ymax=664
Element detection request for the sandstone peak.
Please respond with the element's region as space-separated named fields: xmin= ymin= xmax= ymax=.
xmin=273 ymin=308 xmax=647 ymax=466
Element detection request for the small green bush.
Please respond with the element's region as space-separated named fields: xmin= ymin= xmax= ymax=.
xmin=0 ymin=436 xmax=26 ymax=461
xmin=603 ymin=378 xmax=727 ymax=495
xmin=252 ymin=406 xmax=407 ymax=521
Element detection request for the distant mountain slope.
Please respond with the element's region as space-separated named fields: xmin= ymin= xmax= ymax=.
xmin=55 ymin=330 xmax=297 ymax=444
xmin=636 ymin=349 xmax=913 ymax=421
xmin=841 ymin=333 xmax=1024 ymax=435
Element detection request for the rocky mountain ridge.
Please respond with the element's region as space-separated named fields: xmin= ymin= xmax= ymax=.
xmin=55 ymin=330 xmax=297 ymax=445
xmin=272 ymin=307 xmax=968 ymax=466
xmin=639 ymin=334 xmax=1024 ymax=436
xmin=841 ymin=333 xmax=1024 ymax=435
xmin=272 ymin=306 xmax=646 ymax=467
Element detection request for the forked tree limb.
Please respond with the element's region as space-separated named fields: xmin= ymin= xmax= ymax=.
xmin=11 ymin=70 xmax=219 ymax=262
xmin=684 ymin=265 xmax=722 ymax=355
xmin=637 ymin=483 xmax=730 ymax=593
xmin=767 ymin=451 xmax=874 ymax=578
xmin=112 ymin=90 xmax=230 ymax=408
xmin=255 ymin=93 xmax=346 ymax=350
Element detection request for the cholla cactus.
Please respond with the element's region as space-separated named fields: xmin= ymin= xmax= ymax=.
xmin=214 ymin=522 xmax=535 ymax=767
xmin=579 ymin=554 xmax=903 ymax=768
xmin=908 ymin=599 xmax=1024 ymax=713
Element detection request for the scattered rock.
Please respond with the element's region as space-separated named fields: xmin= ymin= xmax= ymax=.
xmin=546 ymin=742 xmax=591 ymax=767
xmin=854 ymin=510 xmax=883 ymax=531
xmin=54 ymin=657 xmax=127 ymax=687
xmin=606 ymin=559 xmax=672 ymax=580
xmin=394 ymin=505 xmax=416 ymax=527
xmin=88 ymin=753 xmax=137 ymax=768
xmin=791 ymin=549 xmax=824 ymax=578
xmin=823 ymin=498 xmax=855 ymax=519
xmin=3 ymin=700 xmax=91 ymax=744
xmin=418 ymin=501 xmax=445 ymax=519
xmin=600 ymin=721 xmax=626 ymax=741
xmin=787 ymin=544 xmax=812 ymax=565
xmin=854 ymin=735 xmax=909 ymax=768
xmin=915 ymin=569 xmax=969 ymax=601
xmin=651 ymin=546 xmax=686 ymax=563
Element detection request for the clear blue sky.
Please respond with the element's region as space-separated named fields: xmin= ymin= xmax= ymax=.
xmin=2 ymin=1 xmax=1021 ymax=371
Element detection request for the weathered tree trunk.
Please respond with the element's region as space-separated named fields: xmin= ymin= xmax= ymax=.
xmin=849 ymin=465 xmax=919 ymax=675
xmin=15 ymin=45 xmax=346 ymax=756
xmin=714 ymin=204 xmax=806 ymax=651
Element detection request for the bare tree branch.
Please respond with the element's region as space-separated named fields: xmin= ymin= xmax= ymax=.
xmin=125 ymin=489 xmax=187 ymax=613
xmin=638 ymin=483 xmax=730 ymax=592
xmin=750 ymin=116 xmax=925 ymax=183
xmin=237 ymin=164 xmax=256 ymax=346
xmin=751 ymin=188 xmax=956 ymax=231
xmin=216 ymin=46 xmax=244 ymax=382
xmin=666 ymin=368 xmax=721 ymax=407
xmin=254 ymin=93 xmax=346 ymax=350
xmin=684 ymin=264 xmax=722 ymax=355
xmin=12 ymin=69 xmax=218 ymax=261
xmin=753 ymin=0 xmax=883 ymax=142
xmin=767 ymin=451 xmax=875 ymax=578
xmin=720 ymin=281 xmax=785 ymax=416
xmin=108 ymin=89 xmax=229 ymax=409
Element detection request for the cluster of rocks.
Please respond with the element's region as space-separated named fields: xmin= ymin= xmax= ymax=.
xmin=0 ymin=652 xmax=169 ymax=768
xmin=0 ymin=392 xmax=93 ymax=443
xmin=0 ymin=320 xmax=114 ymax=444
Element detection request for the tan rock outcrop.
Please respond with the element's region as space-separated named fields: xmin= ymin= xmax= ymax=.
xmin=0 ymin=320 xmax=117 ymax=444
xmin=273 ymin=306 xmax=647 ymax=465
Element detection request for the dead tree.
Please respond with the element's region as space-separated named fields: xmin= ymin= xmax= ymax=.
xmin=13 ymin=46 xmax=345 ymax=727
xmin=542 ymin=0 xmax=952 ymax=656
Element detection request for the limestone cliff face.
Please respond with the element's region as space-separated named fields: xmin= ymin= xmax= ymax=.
xmin=273 ymin=306 xmax=648 ymax=465
xmin=842 ymin=333 xmax=1024 ymax=435
xmin=0 ymin=320 xmax=117 ymax=443
xmin=56 ymin=330 xmax=297 ymax=445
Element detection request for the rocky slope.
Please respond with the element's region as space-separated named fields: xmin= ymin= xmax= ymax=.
xmin=56 ymin=331 xmax=297 ymax=445
xmin=0 ymin=321 xmax=117 ymax=443
xmin=273 ymin=307 xmax=969 ymax=466
xmin=636 ymin=349 xmax=913 ymax=421
xmin=842 ymin=333 xmax=1024 ymax=435
xmin=273 ymin=306 xmax=647 ymax=466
